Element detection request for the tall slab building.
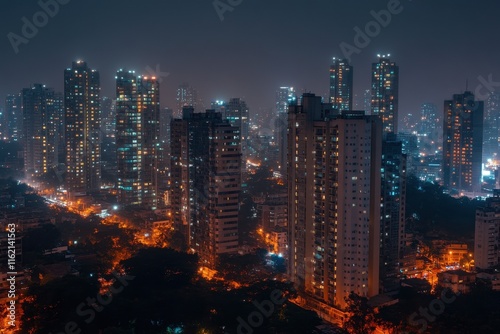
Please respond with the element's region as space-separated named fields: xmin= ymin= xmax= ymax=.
xmin=4 ymin=93 xmax=22 ymax=142
xmin=64 ymin=61 xmax=101 ymax=197
xmin=116 ymin=70 xmax=160 ymax=209
xmin=474 ymin=190 xmax=500 ymax=270
xmin=371 ymin=55 xmax=399 ymax=134
xmin=225 ymin=98 xmax=249 ymax=161
xmin=276 ymin=87 xmax=296 ymax=175
xmin=443 ymin=91 xmax=483 ymax=194
xmin=171 ymin=109 xmax=241 ymax=268
xmin=329 ymin=58 xmax=353 ymax=111
xmin=22 ymin=84 xmax=61 ymax=178
xmin=380 ymin=134 xmax=407 ymax=292
xmin=287 ymin=93 xmax=381 ymax=318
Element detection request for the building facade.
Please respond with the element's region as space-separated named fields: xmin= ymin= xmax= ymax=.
xmin=171 ymin=109 xmax=241 ymax=268
xmin=484 ymin=92 xmax=500 ymax=161
xmin=22 ymin=84 xmax=60 ymax=179
xmin=329 ymin=58 xmax=353 ymax=111
xmin=276 ymin=87 xmax=296 ymax=175
xmin=4 ymin=93 xmax=22 ymax=142
xmin=371 ymin=55 xmax=399 ymax=134
xmin=64 ymin=60 xmax=101 ymax=197
xmin=474 ymin=190 xmax=500 ymax=270
xmin=442 ymin=91 xmax=483 ymax=194
xmin=287 ymin=93 xmax=381 ymax=313
xmin=225 ymin=98 xmax=249 ymax=160
xmin=115 ymin=70 xmax=160 ymax=209
xmin=380 ymin=134 xmax=407 ymax=292
xmin=176 ymin=83 xmax=197 ymax=118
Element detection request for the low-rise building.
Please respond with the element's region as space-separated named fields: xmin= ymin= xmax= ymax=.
xmin=474 ymin=191 xmax=500 ymax=270
xmin=477 ymin=271 xmax=500 ymax=291
xmin=437 ymin=269 xmax=476 ymax=294
xmin=268 ymin=227 xmax=288 ymax=258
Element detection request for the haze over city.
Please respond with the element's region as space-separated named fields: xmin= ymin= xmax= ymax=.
xmin=2 ymin=0 xmax=500 ymax=122
xmin=1 ymin=1 xmax=500 ymax=333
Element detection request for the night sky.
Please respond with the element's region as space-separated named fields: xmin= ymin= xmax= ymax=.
xmin=1 ymin=0 xmax=500 ymax=123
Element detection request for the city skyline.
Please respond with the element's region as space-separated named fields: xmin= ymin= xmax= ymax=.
xmin=2 ymin=0 xmax=500 ymax=123
xmin=1 ymin=1 xmax=500 ymax=333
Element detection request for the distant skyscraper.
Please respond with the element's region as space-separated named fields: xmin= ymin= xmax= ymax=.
xmin=363 ymin=89 xmax=371 ymax=115
xmin=287 ymin=93 xmax=381 ymax=317
xmin=115 ymin=70 xmax=160 ymax=209
xmin=276 ymin=87 xmax=296 ymax=115
xmin=52 ymin=92 xmax=65 ymax=163
xmin=483 ymin=92 xmax=500 ymax=160
xmin=474 ymin=190 xmax=500 ymax=270
xmin=443 ymin=91 xmax=483 ymax=193
xmin=64 ymin=60 xmax=101 ymax=197
xmin=371 ymin=55 xmax=399 ymax=134
xmin=176 ymin=83 xmax=197 ymax=118
xmin=22 ymin=84 xmax=55 ymax=178
xmin=101 ymin=96 xmax=116 ymax=137
xmin=100 ymin=96 xmax=117 ymax=181
xmin=171 ymin=109 xmax=241 ymax=268
xmin=225 ymin=98 xmax=249 ymax=159
xmin=418 ymin=103 xmax=438 ymax=135
xmin=4 ymin=93 xmax=22 ymax=142
xmin=417 ymin=103 xmax=440 ymax=153
xmin=158 ymin=107 xmax=173 ymax=174
xmin=380 ymin=134 xmax=407 ymax=292
xmin=210 ymin=100 xmax=226 ymax=115
xmin=329 ymin=58 xmax=353 ymax=111
xmin=401 ymin=113 xmax=416 ymax=133
xmin=140 ymin=76 xmax=160 ymax=209
xmin=0 ymin=107 xmax=4 ymax=139
xmin=276 ymin=87 xmax=296 ymax=174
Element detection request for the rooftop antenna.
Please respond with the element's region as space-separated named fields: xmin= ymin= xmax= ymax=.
xmin=465 ymin=78 xmax=469 ymax=92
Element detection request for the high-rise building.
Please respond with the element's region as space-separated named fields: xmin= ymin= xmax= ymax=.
xmin=418 ymin=103 xmax=438 ymax=136
xmin=287 ymin=93 xmax=381 ymax=318
xmin=171 ymin=108 xmax=241 ymax=268
xmin=276 ymin=87 xmax=296 ymax=174
xmin=64 ymin=61 xmax=101 ymax=197
xmin=176 ymin=83 xmax=197 ymax=118
xmin=371 ymin=55 xmax=399 ymax=134
xmin=101 ymin=96 xmax=116 ymax=137
xmin=140 ymin=76 xmax=160 ymax=209
xmin=225 ymin=98 xmax=249 ymax=159
xmin=474 ymin=190 xmax=500 ymax=270
xmin=158 ymin=107 xmax=173 ymax=176
xmin=4 ymin=93 xmax=22 ymax=142
xmin=0 ymin=107 xmax=4 ymax=139
xmin=52 ymin=92 xmax=65 ymax=164
xmin=483 ymin=92 xmax=500 ymax=160
xmin=380 ymin=134 xmax=407 ymax=292
xmin=443 ymin=91 xmax=483 ymax=194
xmin=363 ymin=89 xmax=371 ymax=115
xmin=276 ymin=87 xmax=296 ymax=115
xmin=329 ymin=58 xmax=353 ymax=111
xmin=417 ymin=103 xmax=440 ymax=155
xmin=22 ymin=84 xmax=59 ymax=178
xmin=115 ymin=70 xmax=160 ymax=209
xmin=100 ymin=96 xmax=117 ymax=182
